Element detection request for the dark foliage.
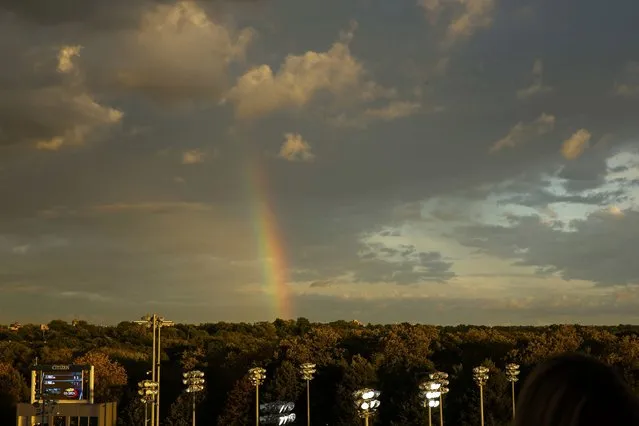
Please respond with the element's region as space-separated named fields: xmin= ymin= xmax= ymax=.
xmin=1 ymin=320 xmax=639 ymax=425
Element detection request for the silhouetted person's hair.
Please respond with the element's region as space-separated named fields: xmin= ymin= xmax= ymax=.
xmin=515 ymin=352 xmax=639 ymax=426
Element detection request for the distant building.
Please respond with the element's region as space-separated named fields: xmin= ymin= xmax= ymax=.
xmin=352 ymin=320 xmax=364 ymax=326
xmin=9 ymin=322 xmax=22 ymax=331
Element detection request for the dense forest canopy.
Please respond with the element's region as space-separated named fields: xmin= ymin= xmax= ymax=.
xmin=1 ymin=319 xmax=639 ymax=425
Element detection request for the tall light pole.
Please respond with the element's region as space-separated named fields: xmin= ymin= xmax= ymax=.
xmin=505 ymin=363 xmax=520 ymax=421
xmin=183 ymin=370 xmax=205 ymax=426
xmin=138 ymin=380 xmax=158 ymax=426
xmin=248 ymin=367 xmax=266 ymax=426
xmin=134 ymin=315 xmax=157 ymax=426
xmin=134 ymin=314 xmax=174 ymax=426
xmin=300 ymin=363 xmax=316 ymax=426
xmin=429 ymin=372 xmax=449 ymax=426
xmin=155 ymin=317 xmax=173 ymax=426
xmin=419 ymin=380 xmax=441 ymax=426
xmin=473 ymin=366 xmax=489 ymax=426
xmin=353 ymin=388 xmax=381 ymax=426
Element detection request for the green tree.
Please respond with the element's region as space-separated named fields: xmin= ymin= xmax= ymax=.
xmin=0 ymin=362 xmax=29 ymax=425
xmin=217 ymin=375 xmax=254 ymax=426
xmin=331 ymin=355 xmax=378 ymax=426
xmin=116 ymin=390 xmax=147 ymax=426
xmin=264 ymin=360 xmax=302 ymax=402
xmin=0 ymin=341 xmax=33 ymax=371
xmin=166 ymin=392 xmax=206 ymax=426
xmin=74 ymin=351 xmax=128 ymax=403
xmin=166 ymin=394 xmax=191 ymax=426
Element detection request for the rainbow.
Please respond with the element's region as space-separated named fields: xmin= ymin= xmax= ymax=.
xmin=247 ymin=154 xmax=293 ymax=320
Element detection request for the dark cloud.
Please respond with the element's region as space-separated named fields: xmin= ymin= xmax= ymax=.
xmin=1 ymin=0 xmax=639 ymax=324
xmin=0 ymin=0 xmax=266 ymax=31
xmin=0 ymin=0 xmax=151 ymax=29
xmin=455 ymin=210 xmax=639 ymax=286
xmin=354 ymin=243 xmax=454 ymax=285
xmin=556 ymin=144 xmax=613 ymax=192
xmin=0 ymin=20 xmax=121 ymax=149
xmin=290 ymin=291 xmax=639 ymax=325
xmin=276 ymin=202 xmax=455 ymax=286
xmin=500 ymin=188 xmax=625 ymax=209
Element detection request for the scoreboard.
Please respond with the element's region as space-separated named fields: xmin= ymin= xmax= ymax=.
xmin=31 ymin=364 xmax=94 ymax=404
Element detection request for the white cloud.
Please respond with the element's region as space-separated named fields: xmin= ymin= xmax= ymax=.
xmin=561 ymin=129 xmax=591 ymax=160
xmin=109 ymin=1 xmax=254 ymax=104
xmin=34 ymin=91 xmax=123 ymax=151
xmin=57 ymin=45 xmax=82 ymax=73
xmin=224 ymin=21 xmax=394 ymax=120
xmin=490 ymin=113 xmax=556 ymax=152
xmin=278 ymin=133 xmax=315 ymax=162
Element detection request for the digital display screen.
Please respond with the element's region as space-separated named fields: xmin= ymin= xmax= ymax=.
xmin=40 ymin=371 xmax=84 ymax=401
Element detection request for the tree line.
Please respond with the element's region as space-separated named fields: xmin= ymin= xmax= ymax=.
xmin=1 ymin=319 xmax=638 ymax=425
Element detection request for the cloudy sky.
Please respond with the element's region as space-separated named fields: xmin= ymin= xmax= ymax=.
xmin=1 ymin=0 xmax=639 ymax=326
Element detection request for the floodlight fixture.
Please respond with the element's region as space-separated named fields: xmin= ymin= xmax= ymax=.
xmin=473 ymin=366 xmax=490 ymax=426
xmin=249 ymin=367 xmax=267 ymax=426
xmin=300 ymin=363 xmax=316 ymax=381
xmin=429 ymin=371 xmax=450 ymax=426
xmin=353 ymin=388 xmax=381 ymax=426
xmin=419 ymin=380 xmax=443 ymax=426
xmin=138 ymin=380 xmax=158 ymax=425
xmin=134 ymin=314 xmax=174 ymax=426
xmin=505 ymin=363 xmax=520 ymax=420
xmin=183 ymin=370 xmax=205 ymax=426
xmin=299 ymin=363 xmax=316 ymax=426
xmin=249 ymin=367 xmax=267 ymax=387
xmin=139 ymin=380 xmax=159 ymax=389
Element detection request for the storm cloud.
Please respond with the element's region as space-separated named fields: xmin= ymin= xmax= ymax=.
xmin=1 ymin=0 xmax=639 ymax=324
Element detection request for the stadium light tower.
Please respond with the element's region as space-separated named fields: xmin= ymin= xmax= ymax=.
xmin=353 ymin=388 xmax=381 ymax=426
xmin=299 ymin=363 xmax=316 ymax=426
xmin=473 ymin=366 xmax=490 ymax=426
xmin=183 ymin=370 xmax=205 ymax=426
xmin=429 ymin=371 xmax=449 ymax=426
xmin=505 ymin=363 xmax=520 ymax=420
xmin=134 ymin=314 xmax=174 ymax=426
xmin=419 ymin=380 xmax=441 ymax=426
xmin=138 ymin=380 xmax=158 ymax=426
xmin=248 ymin=367 xmax=267 ymax=426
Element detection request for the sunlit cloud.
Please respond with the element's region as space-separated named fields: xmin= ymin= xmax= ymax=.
xmin=561 ymin=129 xmax=591 ymax=160
xmin=490 ymin=113 xmax=556 ymax=153
xmin=224 ymin=21 xmax=395 ymax=120
xmin=182 ymin=149 xmax=206 ymax=164
xmin=278 ymin=133 xmax=315 ymax=162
